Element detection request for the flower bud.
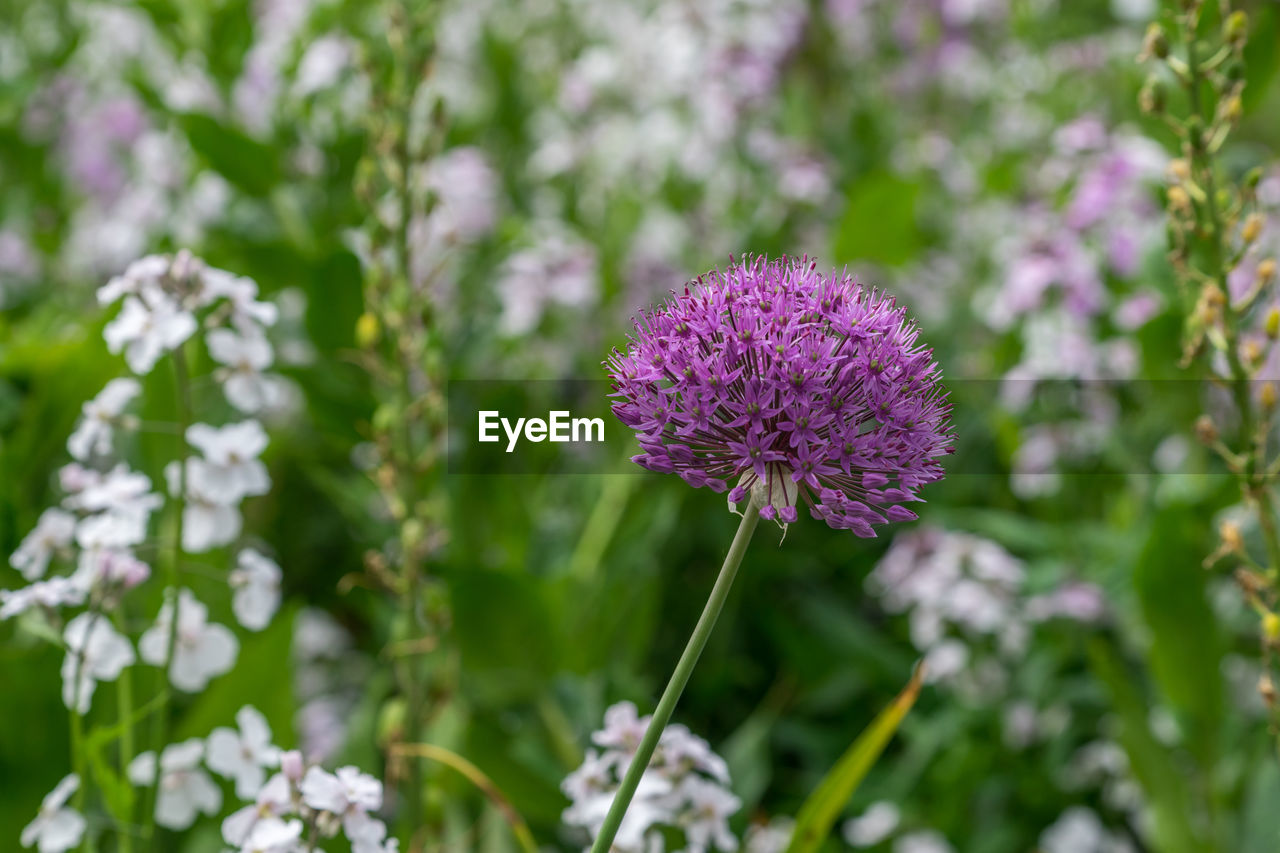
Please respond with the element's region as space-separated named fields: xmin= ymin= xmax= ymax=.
xmin=1246 ymin=167 xmax=1264 ymax=191
xmin=1223 ymin=94 xmax=1243 ymax=124
xmin=1260 ymin=673 xmax=1276 ymax=707
xmin=1141 ymin=23 xmax=1170 ymax=59
xmin=1265 ymin=612 xmax=1280 ymax=643
xmin=1194 ymin=282 xmax=1225 ymax=328
xmin=1220 ymin=519 xmax=1244 ymax=554
xmin=1225 ymin=11 xmax=1249 ymax=48
xmin=1262 ymin=382 xmax=1278 ymax=413
xmin=281 ymin=750 xmax=304 ymax=782
xmin=1258 ymin=259 xmax=1277 ymax=287
xmin=1140 ymin=76 xmax=1166 ymax=114
xmin=377 ymin=696 xmax=407 ymax=747
xmin=1167 ymin=158 xmax=1191 ymax=182
xmin=356 ymin=312 xmax=380 ymax=347
xmin=1243 ymin=338 xmax=1264 ymax=367
xmin=1267 ymin=307 xmax=1280 ymax=339
xmin=1244 ymin=213 xmax=1265 ymax=244
xmin=1195 ymin=414 xmax=1219 ymax=444
xmin=1168 ymin=185 xmax=1192 ymax=213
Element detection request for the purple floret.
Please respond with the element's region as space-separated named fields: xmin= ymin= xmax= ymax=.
xmin=605 ymin=255 xmax=954 ymax=536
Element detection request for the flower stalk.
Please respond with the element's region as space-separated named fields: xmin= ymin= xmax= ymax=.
xmin=144 ymin=342 xmax=192 ymax=850
xmin=589 ymin=491 xmax=763 ymax=853
xmin=354 ymin=2 xmax=451 ymax=842
xmin=1143 ymin=2 xmax=1280 ymax=730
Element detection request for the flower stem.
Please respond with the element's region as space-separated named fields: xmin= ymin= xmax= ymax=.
xmin=1179 ymin=7 xmax=1280 ymax=576
xmin=588 ymin=495 xmax=762 ymax=853
xmin=114 ymin=610 xmax=135 ymax=853
xmin=144 ymin=345 xmax=192 ymax=850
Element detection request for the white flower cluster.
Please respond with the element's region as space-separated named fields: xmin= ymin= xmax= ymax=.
xmin=866 ymin=527 xmax=1106 ymax=691
xmin=219 ymin=716 xmax=397 ymax=853
xmin=100 ymin=251 xmax=285 ymax=412
xmin=562 ymin=701 xmax=740 ymax=853
xmin=3 ymin=252 xmax=286 ymax=718
xmin=22 ymin=703 xmax=396 ymax=853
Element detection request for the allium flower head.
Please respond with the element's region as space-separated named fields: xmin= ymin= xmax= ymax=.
xmin=606 ymin=256 xmax=953 ymax=535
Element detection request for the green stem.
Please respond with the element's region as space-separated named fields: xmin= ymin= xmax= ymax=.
xmin=114 ymin=612 xmax=135 ymax=853
xmin=567 ymin=473 xmax=635 ymax=581
xmin=589 ymin=495 xmax=762 ymax=853
xmin=1182 ymin=8 xmax=1280 ymax=575
xmin=144 ymin=346 xmax=192 ymax=850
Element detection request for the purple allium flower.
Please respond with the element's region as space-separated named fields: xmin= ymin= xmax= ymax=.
xmin=606 ymin=256 xmax=953 ymax=536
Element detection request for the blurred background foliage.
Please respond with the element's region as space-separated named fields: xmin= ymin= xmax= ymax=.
xmin=3 ymin=0 xmax=1280 ymax=850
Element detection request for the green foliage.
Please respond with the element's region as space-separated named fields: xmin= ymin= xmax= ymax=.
xmin=785 ymin=666 xmax=924 ymax=853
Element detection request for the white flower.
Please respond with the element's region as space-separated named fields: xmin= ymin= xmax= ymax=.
xmin=165 ymin=460 xmax=243 ymax=552
xmin=231 ymin=549 xmax=282 ymax=631
xmin=186 ymin=421 xmax=271 ymax=505
xmin=347 ymin=814 xmax=398 ymax=853
xmin=844 ymin=801 xmax=900 ymax=847
xmin=65 ymin=465 xmax=162 ymax=550
xmin=222 ymin=772 xmax=295 ymax=847
xmin=563 ymin=701 xmax=740 ymax=852
xmin=293 ymin=35 xmax=352 ymax=97
xmin=893 ymin=830 xmax=954 ymax=853
xmin=103 ymin=285 xmax=197 ymax=374
xmin=97 ymin=254 xmax=170 ymax=306
xmin=1039 ymin=806 xmax=1132 ymax=853
xmin=199 ymin=267 xmax=278 ymax=330
xmin=207 ymin=328 xmax=283 ymax=413
xmin=922 ymin=639 xmax=970 ymax=685
xmin=678 ymin=776 xmax=740 ymax=852
xmin=139 ymin=588 xmax=239 ymax=692
xmin=70 ymin=548 xmax=150 ymax=593
xmin=74 ymin=510 xmax=151 ymax=551
xmin=21 ymin=774 xmax=85 ymax=853
xmin=128 ymin=741 xmax=222 ymax=830
xmin=11 ymin=509 xmax=77 ymax=581
xmin=744 ymin=819 xmax=794 ymax=853
xmin=68 ymin=378 xmax=141 ymax=460
xmin=564 ymin=774 xmax=671 ymax=852
xmin=661 ymin=724 xmax=730 ymax=784
xmin=421 ymin=146 xmax=499 ymax=244
xmin=1 ymin=576 xmax=86 ymax=620
xmin=561 ymin=749 xmax=613 ymax=803
xmin=300 ymin=765 xmax=382 ymax=837
xmin=593 ymin=700 xmax=649 ymax=755
xmin=239 ymin=816 xmax=305 ymax=853
xmin=61 ymin=612 xmax=135 ymax=713
xmin=207 ymin=705 xmax=281 ymax=799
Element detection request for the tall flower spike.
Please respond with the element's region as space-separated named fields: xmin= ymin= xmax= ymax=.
xmin=606 ymin=256 xmax=953 ymax=535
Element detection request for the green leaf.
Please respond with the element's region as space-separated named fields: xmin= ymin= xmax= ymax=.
xmin=1088 ymin=640 xmax=1213 ymax=853
xmin=178 ymin=114 xmax=282 ymax=197
xmin=85 ymin=726 xmax=135 ymax=827
xmin=831 ymin=173 xmax=922 ymax=267
xmin=720 ymin=698 xmax=780 ymax=815
xmin=783 ymin=665 xmax=924 ymax=853
xmin=1240 ymin=750 xmax=1280 ymax=853
xmin=451 ymin=570 xmax=558 ymax=704
xmin=1132 ymin=509 xmax=1223 ymax=762
xmin=1243 ymin=7 xmax=1279 ymax=114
